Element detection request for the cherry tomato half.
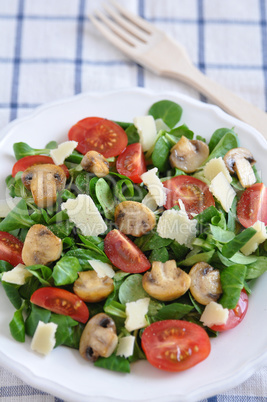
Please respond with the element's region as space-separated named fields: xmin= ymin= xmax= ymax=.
xmin=104 ymin=229 xmax=151 ymax=273
xmin=30 ymin=287 xmax=89 ymax=323
xmin=141 ymin=320 xmax=211 ymax=372
xmin=0 ymin=231 xmax=23 ymax=266
xmin=116 ymin=143 xmax=147 ymax=183
xmin=210 ymin=290 xmax=248 ymax=332
xmin=12 ymin=155 xmax=69 ymax=178
xmin=163 ymin=175 xmax=215 ymax=217
xmin=68 ymin=117 xmax=128 ymax=158
xmin=237 ymin=183 xmax=267 ymax=228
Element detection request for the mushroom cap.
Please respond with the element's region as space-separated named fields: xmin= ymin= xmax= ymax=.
xmin=22 ymin=163 xmax=66 ymax=190
xmin=169 ymin=136 xmax=209 ymax=173
xmin=73 ymin=270 xmax=114 ymax=302
xmin=79 ymin=313 xmax=118 ymax=362
xmin=22 ymin=224 xmax=62 ymax=266
xmin=189 ymin=262 xmax=222 ymax=305
xmin=223 ymin=147 xmax=256 ymax=188
xmin=115 ymin=201 xmax=156 ymax=237
xmin=223 ymin=147 xmax=256 ymax=174
xmin=142 ymin=260 xmax=191 ymax=301
xmin=22 ymin=164 xmax=66 ymax=208
xmin=81 ymin=150 xmax=109 ymax=178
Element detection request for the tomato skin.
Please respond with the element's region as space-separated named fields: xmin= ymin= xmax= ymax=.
xmin=210 ymin=290 xmax=248 ymax=332
xmin=104 ymin=229 xmax=151 ymax=273
xmin=116 ymin=143 xmax=147 ymax=183
xmin=0 ymin=231 xmax=23 ymax=266
xmin=12 ymin=155 xmax=69 ymax=178
xmin=141 ymin=320 xmax=211 ymax=372
xmin=30 ymin=287 xmax=89 ymax=323
xmin=237 ymin=183 xmax=267 ymax=228
xmin=68 ymin=117 xmax=128 ymax=158
xmin=163 ymin=175 xmax=215 ymax=217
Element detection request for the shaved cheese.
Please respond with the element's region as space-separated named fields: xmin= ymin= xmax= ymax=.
xmin=61 ymin=194 xmax=107 ymax=236
xmin=2 ymin=264 xmax=32 ymax=285
xmin=116 ymin=335 xmax=135 ymax=358
xmin=50 ymin=140 xmax=78 ymax=165
xmin=125 ymin=298 xmax=150 ymax=332
xmin=200 ymin=302 xmax=229 ymax=327
xmin=209 ymin=172 xmax=236 ymax=212
xmin=133 ymin=116 xmax=157 ymax=152
xmin=203 ymin=157 xmax=232 ymax=183
xmin=141 ymin=167 xmax=166 ymax=207
xmin=90 ymin=260 xmax=115 ymax=278
xmin=241 ymin=220 xmax=267 ymax=255
xmin=31 ymin=321 xmax=57 ymax=356
xmin=157 ymin=209 xmax=197 ymax=248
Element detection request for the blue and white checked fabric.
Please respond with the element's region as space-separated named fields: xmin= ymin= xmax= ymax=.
xmin=0 ymin=0 xmax=267 ymax=401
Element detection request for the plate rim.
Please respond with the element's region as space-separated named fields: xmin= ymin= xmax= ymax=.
xmin=0 ymin=87 xmax=267 ymax=402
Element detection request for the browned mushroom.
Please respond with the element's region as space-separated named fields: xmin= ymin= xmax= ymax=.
xmin=114 ymin=201 xmax=156 ymax=237
xmin=223 ymin=148 xmax=256 ymax=188
xmin=142 ymin=260 xmax=191 ymax=301
xmin=79 ymin=313 xmax=118 ymax=362
xmin=73 ymin=270 xmax=114 ymax=303
xmin=22 ymin=164 xmax=66 ymax=208
xmin=81 ymin=150 xmax=109 ymax=178
xmin=22 ymin=224 xmax=62 ymax=266
xmin=189 ymin=262 xmax=222 ymax=305
xmin=169 ymin=136 xmax=209 ymax=173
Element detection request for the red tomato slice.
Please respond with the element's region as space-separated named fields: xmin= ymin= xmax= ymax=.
xmin=0 ymin=231 xmax=24 ymax=266
xmin=210 ymin=290 xmax=248 ymax=332
xmin=30 ymin=287 xmax=89 ymax=323
xmin=163 ymin=175 xmax=215 ymax=217
xmin=68 ymin=117 xmax=128 ymax=158
xmin=12 ymin=155 xmax=69 ymax=178
xmin=104 ymin=229 xmax=151 ymax=273
xmin=116 ymin=143 xmax=147 ymax=183
xmin=237 ymin=183 xmax=267 ymax=228
xmin=141 ymin=320 xmax=211 ymax=372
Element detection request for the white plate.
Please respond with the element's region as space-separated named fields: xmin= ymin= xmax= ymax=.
xmin=0 ymin=88 xmax=267 ymax=402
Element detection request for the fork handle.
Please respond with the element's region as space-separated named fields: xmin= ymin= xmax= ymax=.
xmin=166 ymin=63 xmax=267 ymax=140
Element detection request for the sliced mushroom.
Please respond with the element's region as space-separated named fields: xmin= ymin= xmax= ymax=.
xmin=22 ymin=164 xmax=66 ymax=208
xmin=22 ymin=224 xmax=62 ymax=266
xmin=223 ymin=148 xmax=256 ymax=188
xmin=79 ymin=313 xmax=118 ymax=362
xmin=114 ymin=201 xmax=156 ymax=237
xmin=142 ymin=260 xmax=191 ymax=301
xmin=73 ymin=270 xmax=114 ymax=303
xmin=81 ymin=150 xmax=109 ymax=178
xmin=189 ymin=262 xmax=222 ymax=305
xmin=169 ymin=136 xmax=209 ymax=173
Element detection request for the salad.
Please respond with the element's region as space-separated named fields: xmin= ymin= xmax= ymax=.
xmin=0 ymin=99 xmax=266 ymax=374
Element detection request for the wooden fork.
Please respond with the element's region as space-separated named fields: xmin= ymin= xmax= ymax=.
xmin=91 ymin=1 xmax=267 ymax=140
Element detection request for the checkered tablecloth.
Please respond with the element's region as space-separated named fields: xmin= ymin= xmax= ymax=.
xmin=0 ymin=1 xmax=267 ymax=401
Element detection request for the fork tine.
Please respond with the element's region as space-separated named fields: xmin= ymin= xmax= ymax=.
xmin=94 ymin=10 xmax=140 ymax=47
xmin=110 ymin=0 xmax=157 ymax=34
xmin=90 ymin=14 xmax=138 ymax=56
xmin=102 ymin=3 xmax=149 ymax=42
